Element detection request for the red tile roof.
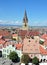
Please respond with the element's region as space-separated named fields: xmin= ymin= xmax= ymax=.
xmin=19 ymin=30 xmax=27 ymax=39
xmin=0 ymin=39 xmax=5 ymax=44
xmin=26 ymin=30 xmax=39 ymax=36
xmin=40 ymin=45 xmax=47 ymax=55
xmin=0 ymin=35 xmax=2 ymax=39
xmin=43 ymin=41 xmax=47 ymax=46
xmin=19 ymin=30 xmax=40 ymax=40
xmin=15 ymin=43 xmax=23 ymax=50
xmin=0 ymin=30 xmax=11 ymax=36
xmin=41 ymin=33 xmax=47 ymax=41
xmin=41 ymin=34 xmax=47 ymax=46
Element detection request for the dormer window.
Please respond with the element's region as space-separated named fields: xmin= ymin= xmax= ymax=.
xmin=31 ymin=36 xmax=34 ymax=39
xmin=29 ymin=40 xmax=31 ymax=42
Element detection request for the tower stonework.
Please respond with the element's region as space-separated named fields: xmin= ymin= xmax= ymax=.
xmin=22 ymin=10 xmax=28 ymax=30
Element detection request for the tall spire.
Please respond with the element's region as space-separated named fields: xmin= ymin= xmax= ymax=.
xmin=22 ymin=10 xmax=28 ymax=30
xmin=24 ymin=10 xmax=27 ymax=19
xmin=23 ymin=10 xmax=28 ymax=23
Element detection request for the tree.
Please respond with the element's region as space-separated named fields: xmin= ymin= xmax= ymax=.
xmin=21 ymin=54 xmax=30 ymax=64
xmin=32 ymin=57 xmax=39 ymax=65
xmin=9 ymin=51 xmax=20 ymax=63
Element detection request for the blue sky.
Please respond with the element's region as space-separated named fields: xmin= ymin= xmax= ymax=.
xmin=0 ymin=0 xmax=47 ymax=26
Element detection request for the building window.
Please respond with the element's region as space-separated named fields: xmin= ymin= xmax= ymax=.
xmin=4 ymin=50 xmax=6 ymax=52
xmin=30 ymin=49 xmax=32 ymax=50
xmin=41 ymin=55 xmax=43 ymax=57
xmin=3 ymin=54 xmax=6 ymax=57
xmin=31 ymin=36 xmax=34 ymax=39
xmin=12 ymin=44 xmax=14 ymax=47
xmin=29 ymin=40 xmax=31 ymax=42
xmin=27 ymin=44 xmax=30 ymax=46
xmin=3 ymin=49 xmax=4 ymax=52
xmin=35 ymin=49 xmax=38 ymax=50
xmin=10 ymin=50 xmax=11 ymax=52
xmin=31 ymin=55 xmax=32 ymax=57
xmin=7 ymin=50 xmax=9 ymax=53
xmin=25 ymin=49 xmax=27 ymax=50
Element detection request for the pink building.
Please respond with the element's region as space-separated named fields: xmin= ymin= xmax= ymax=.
xmin=22 ymin=37 xmax=40 ymax=59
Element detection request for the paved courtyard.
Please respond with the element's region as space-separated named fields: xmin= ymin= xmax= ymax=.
xmin=0 ymin=58 xmax=20 ymax=65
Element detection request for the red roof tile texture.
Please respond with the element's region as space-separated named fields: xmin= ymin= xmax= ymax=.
xmin=0 ymin=30 xmax=11 ymax=36
xmin=15 ymin=43 xmax=23 ymax=50
xmin=0 ymin=39 xmax=5 ymax=44
xmin=19 ymin=30 xmax=40 ymax=39
xmin=40 ymin=45 xmax=47 ymax=55
xmin=41 ymin=33 xmax=47 ymax=41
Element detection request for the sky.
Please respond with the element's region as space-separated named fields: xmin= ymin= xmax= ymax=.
xmin=0 ymin=0 xmax=47 ymax=26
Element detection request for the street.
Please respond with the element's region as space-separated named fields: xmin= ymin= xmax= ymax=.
xmin=0 ymin=58 xmax=20 ymax=65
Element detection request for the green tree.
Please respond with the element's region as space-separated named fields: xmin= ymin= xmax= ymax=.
xmin=32 ymin=57 xmax=39 ymax=64
xmin=9 ymin=51 xmax=20 ymax=62
xmin=21 ymin=54 xmax=30 ymax=64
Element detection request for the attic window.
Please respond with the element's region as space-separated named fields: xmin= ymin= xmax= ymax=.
xmin=12 ymin=44 xmax=14 ymax=47
xmin=31 ymin=36 xmax=34 ymax=39
xmin=29 ymin=40 xmax=31 ymax=42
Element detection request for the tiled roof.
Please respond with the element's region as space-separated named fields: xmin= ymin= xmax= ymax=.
xmin=2 ymin=41 xmax=15 ymax=48
xmin=0 ymin=30 xmax=11 ymax=36
xmin=40 ymin=45 xmax=47 ymax=55
xmin=43 ymin=41 xmax=47 ymax=46
xmin=0 ymin=35 xmax=2 ymax=39
xmin=19 ymin=30 xmax=27 ymax=36
xmin=19 ymin=30 xmax=27 ymax=39
xmin=0 ymin=39 xmax=5 ymax=44
xmin=15 ymin=43 xmax=23 ymax=50
xmin=26 ymin=30 xmax=39 ymax=36
xmin=41 ymin=33 xmax=47 ymax=41
xmin=41 ymin=33 xmax=47 ymax=46
xmin=19 ymin=30 xmax=40 ymax=40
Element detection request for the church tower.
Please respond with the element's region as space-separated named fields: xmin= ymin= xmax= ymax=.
xmin=22 ymin=10 xmax=28 ymax=30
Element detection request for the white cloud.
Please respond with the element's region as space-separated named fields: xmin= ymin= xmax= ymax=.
xmin=29 ymin=20 xmax=47 ymax=26
xmin=0 ymin=20 xmax=22 ymax=25
xmin=0 ymin=19 xmax=47 ymax=26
